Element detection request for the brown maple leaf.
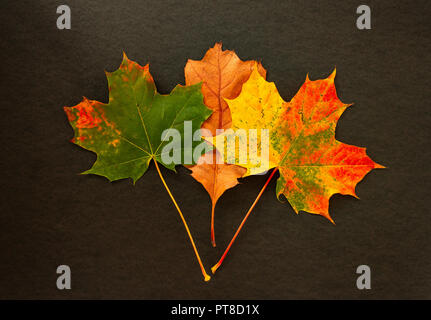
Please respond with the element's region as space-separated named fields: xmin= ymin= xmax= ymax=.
xmin=185 ymin=43 xmax=265 ymax=246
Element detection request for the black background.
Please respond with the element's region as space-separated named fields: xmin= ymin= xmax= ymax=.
xmin=0 ymin=0 xmax=429 ymax=299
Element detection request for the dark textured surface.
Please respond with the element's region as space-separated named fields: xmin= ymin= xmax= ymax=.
xmin=0 ymin=0 xmax=429 ymax=299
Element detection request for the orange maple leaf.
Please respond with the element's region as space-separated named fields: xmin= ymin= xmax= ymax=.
xmin=185 ymin=43 xmax=265 ymax=246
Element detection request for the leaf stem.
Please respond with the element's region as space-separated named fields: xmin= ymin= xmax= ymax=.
xmin=153 ymin=159 xmax=211 ymax=282
xmin=211 ymin=202 xmax=216 ymax=247
xmin=211 ymin=168 xmax=279 ymax=274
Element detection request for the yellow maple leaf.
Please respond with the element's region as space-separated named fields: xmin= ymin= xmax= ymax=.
xmin=209 ymin=63 xmax=286 ymax=176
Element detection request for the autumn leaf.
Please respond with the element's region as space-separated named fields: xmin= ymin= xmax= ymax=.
xmin=220 ymin=65 xmax=286 ymax=176
xmin=64 ymin=53 xmax=213 ymax=281
xmin=65 ymin=54 xmax=212 ymax=182
xmin=274 ymin=71 xmax=384 ymax=221
xmin=212 ymin=65 xmax=383 ymax=273
xmin=184 ymin=43 xmax=265 ymax=246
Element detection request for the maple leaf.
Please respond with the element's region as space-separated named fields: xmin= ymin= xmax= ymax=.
xmin=274 ymin=71 xmax=384 ymax=220
xmin=64 ymin=53 xmax=213 ymax=281
xmin=219 ymin=65 xmax=286 ymax=176
xmin=212 ymin=65 xmax=384 ymax=273
xmin=184 ymin=43 xmax=265 ymax=246
xmin=65 ymin=54 xmax=212 ymax=182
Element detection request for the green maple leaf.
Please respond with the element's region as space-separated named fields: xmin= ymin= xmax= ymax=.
xmin=64 ymin=53 xmax=213 ymax=281
xmin=64 ymin=53 xmax=212 ymax=183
